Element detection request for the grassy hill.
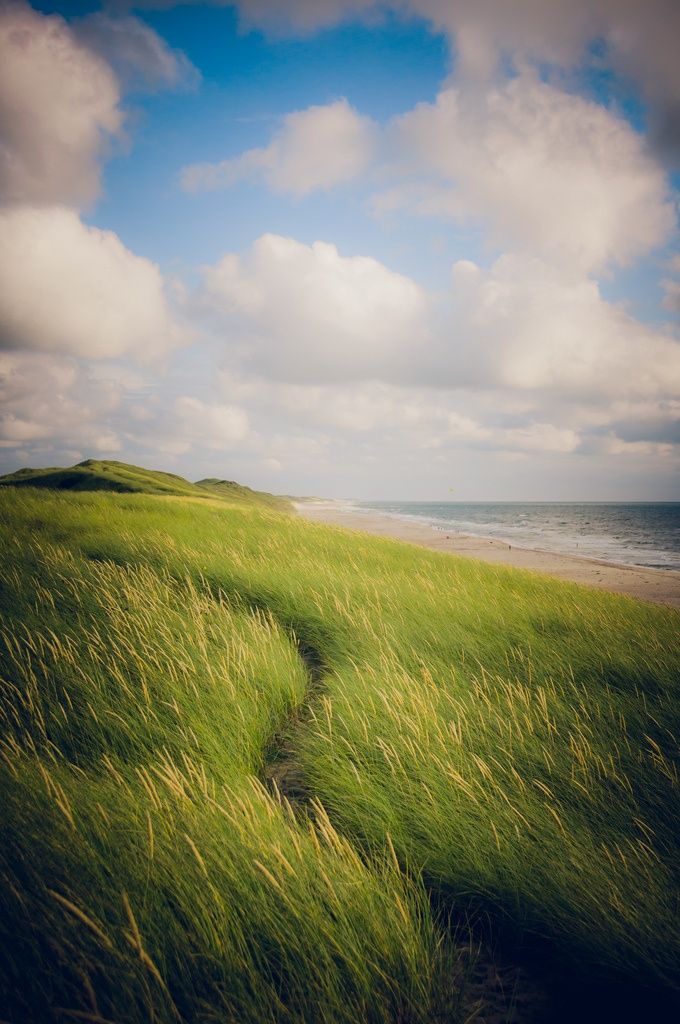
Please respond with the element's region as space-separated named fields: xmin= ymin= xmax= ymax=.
xmin=0 ymin=465 xmax=678 ymax=1023
xmin=0 ymin=458 xmax=290 ymax=509
xmin=196 ymin=475 xmax=289 ymax=510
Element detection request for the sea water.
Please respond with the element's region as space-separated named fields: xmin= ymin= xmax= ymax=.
xmin=351 ymin=502 xmax=680 ymax=571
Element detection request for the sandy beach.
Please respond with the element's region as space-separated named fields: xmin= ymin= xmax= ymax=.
xmin=295 ymin=500 xmax=680 ymax=609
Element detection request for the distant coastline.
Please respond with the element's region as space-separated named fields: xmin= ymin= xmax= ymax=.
xmin=294 ymin=499 xmax=680 ymax=608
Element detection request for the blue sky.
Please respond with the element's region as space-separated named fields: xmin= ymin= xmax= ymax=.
xmin=1 ymin=0 xmax=679 ymax=498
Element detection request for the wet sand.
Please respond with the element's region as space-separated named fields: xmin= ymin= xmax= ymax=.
xmin=294 ymin=501 xmax=680 ymax=609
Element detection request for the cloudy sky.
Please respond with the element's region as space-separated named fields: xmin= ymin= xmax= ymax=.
xmin=0 ymin=0 xmax=679 ymax=499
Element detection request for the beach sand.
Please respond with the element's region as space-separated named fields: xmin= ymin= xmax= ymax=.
xmin=294 ymin=501 xmax=680 ymax=610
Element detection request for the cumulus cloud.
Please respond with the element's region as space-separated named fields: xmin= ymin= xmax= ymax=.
xmin=0 ymin=6 xmax=192 ymax=374
xmin=443 ymin=253 xmax=680 ymax=398
xmin=382 ymin=73 xmax=674 ymax=273
xmin=0 ymin=3 xmax=199 ymax=208
xmin=74 ymin=13 xmax=199 ymax=92
xmin=409 ymin=0 xmax=595 ymax=78
xmin=0 ymin=3 xmax=123 ymax=207
xmin=174 ymin=396 xmax=249 ymax=450
xmin=214 ymin=368 xmax=594 ymax=472
xmin=0 ymin=206 xmax=187 ymax=360
xmin=182 ymin=99 xmax=376 ymax=196
xmin=198 ymin=233 xmax=680 ymax=475
xmin=229 ymin=1 xmax=680 ymax=159
xmin=218 ymin=370 xmax=433 ymax=433
xmin=408 ymin=0 xmax=680 ymax=100
xmin=220 ymin=368 xmax=587 ymax=453
xmin=127 ymin=1 xmax=680 ymax=165
xmin=0 ymin=350 xmax=124 ymax=453
xmin=592 ymin=1 xmax=680 ymax=164
xmin=0 ymin=348 xmax=250 ymax=467
xmin=201 ymin=233 xmax=428 ymax=381
xmin=201 ymin=232 xmax=679 ymax=404
xmin=188 ymin=222 xmax=679 ymax=495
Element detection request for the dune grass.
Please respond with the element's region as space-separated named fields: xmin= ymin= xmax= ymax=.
xmin=0 ymin=458 xmax=290 ymax=510
xmin=0 ymin=478 xmax=679 ymax=1021
xmin=0 ymin=514 xmax=445 ymax=1023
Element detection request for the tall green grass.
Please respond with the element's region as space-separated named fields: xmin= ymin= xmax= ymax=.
xmin=1 ymin=483 xmax=678 ymax=1020
xmin=0 ymin=525 xmax=450 ymax=1023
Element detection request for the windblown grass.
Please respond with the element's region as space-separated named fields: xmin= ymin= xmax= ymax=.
xmin=1 ymin=481 xmax=678 ymax=1021
xmin=0 ymin=521 xmax=444 ymax=1023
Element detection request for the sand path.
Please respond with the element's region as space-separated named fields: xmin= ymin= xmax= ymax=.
xmin=294 ymin=501 xmax=680 ymax=610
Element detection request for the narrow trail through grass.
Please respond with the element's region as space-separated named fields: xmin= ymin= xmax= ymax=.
xmin=219 ymin=588 xmax=552 ymax=1024
xmin=251 ymin=617 xmax=542 ymax=1024
xmin=259 ymin=631 xmax=328 ymax=803
xmin=249 ymin=600 xmax=679 ymax=1024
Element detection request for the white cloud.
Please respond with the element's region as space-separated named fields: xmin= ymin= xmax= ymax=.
xmin=216 ymin=369 xmax=584 ymax=457
xmin=231 ymin=1 xmax=680 ymax=152
xmin=0 ymin=206 xmax=187 ymax=361
xmin=74 ymin=13 xmax=200 ymax=92
xmin=201 ymin=233 xmax=428 ymax=381
xmin=129 ymin=1 xmax=680 ymax=165
xmin=0 ymin=352 xmax=249 ymax=466
xmin=407 ymin=0 xmax=680 ymax=110
xmin=195 ymin=230 xmax=680 ymax=478
xmin=444 ymin=253 xmax=680 ymax=398
xmin=446 ymin=410 xmax=490 ymax=440
xmin=219 ymin=371 xmax=433 ymax=433
xmin=204 ymin=234 xmax=680 ymax=404
xmin=182 ymin=99 xmax=376 ymax=196
xmin=384 ymin=73 xmax=674 ymax=272
xmin=410 ymin=0 xmax=594 ymax=78
xmin=0 ymin=3 xmax=123 ymax=207
xmin=174 ymin=396 xmax=249 ymax=449
xmin=0 ymin=350 xmax=123 ymax=451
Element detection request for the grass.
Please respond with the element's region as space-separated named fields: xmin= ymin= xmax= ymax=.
xmin=0 ymin=470 xmax=678 ymax=1021
xmin=0 ymin=458 xmax=290 ymax=510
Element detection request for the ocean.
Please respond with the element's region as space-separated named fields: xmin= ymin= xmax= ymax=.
xmin=352 ymin=502 xmax=680 ymax=571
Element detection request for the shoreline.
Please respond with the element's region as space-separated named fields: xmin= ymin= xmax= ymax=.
xmin=294 ymin=500 xmax=680 ymax=609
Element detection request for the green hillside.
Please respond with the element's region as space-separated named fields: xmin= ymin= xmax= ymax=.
xmin=0 ymin=458 xmax=288 ymax=508
xmin=0 ymin=467 xmax=678 ymax=1023
xmin=196 ymin=476 xmax=290 ymax=510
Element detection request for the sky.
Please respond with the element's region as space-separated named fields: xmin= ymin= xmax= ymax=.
xmin=0 ymin=0 xmax=679 ymax=499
